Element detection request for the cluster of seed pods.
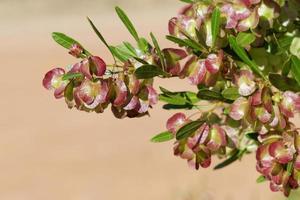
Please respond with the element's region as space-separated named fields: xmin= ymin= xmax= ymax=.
xmin=43 ymin=44 xmax=160 ymax=118
xmin=163 ymin=0 xmax=300 ymax=197
xmin=43 ymin=0 xmax=300 ymax=197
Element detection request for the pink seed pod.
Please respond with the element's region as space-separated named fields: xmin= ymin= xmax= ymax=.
xmin=69 ymin=44 xmax=83 ymax=58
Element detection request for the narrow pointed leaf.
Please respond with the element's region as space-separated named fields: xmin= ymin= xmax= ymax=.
xmin=115 ymin=6 xmax=139 ymax=42
xmin=291 ymin=55 xmax=300 ymax=86
xmin=222 ymin=87 xmax=240 ymax=101
xmin=245 ymin=132 xmax=259 ymax=142
xmin=62 ymin=73 xmax=83 ymax=81
xmin=176 ymin=120 xmax=205 ymax=140
xmin=166 ymin=35 xmax=206 ymax=52
xmin=151 ymin=131 xmax=174 ymax=143
xmin=179 ymin=0 xmax=194 ymax=3
xmin=150 ymin=32 xmax=166 ymax=70
xmin=134 ymin=65 xmax=169 ymax=79
xmin=269 ymin=73 xmax=300 ymax=92
xmin=198 ymin=89 xmax=233 ymax=103
xmin=228 ymin=35 xmax=266 ymax=80
xmin=236 ymin=32 xmax=256 ymax=47
xmin=64 ymin=81 xmax=74 ymax=101
xmin=109 ymin=46 xmax=128 ymax=62
xmin=214 ymin=149 xmax=246 ymax=170
xmin=256 ymin=175 xmax=267 ymax=183
xmin=162 ymin=104 xmax=195 ymax=110
xmin=52 ymin=32 xmax=91 ymax=57
xmin=123 ymin=42 xmax=137 ymax=56
xmin=87 ymin=17 xmax=116 ymax=60
xmin=159 ymin=94 xmax=187 ymax=105
xmin=211 ymin=8 xmax=221 ymax=47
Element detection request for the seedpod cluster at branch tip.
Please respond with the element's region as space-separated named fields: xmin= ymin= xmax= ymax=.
xmin=43 ymin=0 xmax=300 ymax=197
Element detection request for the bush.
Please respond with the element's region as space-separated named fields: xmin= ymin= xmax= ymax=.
xmin=43 ymin=0 xmax=300 ymax=197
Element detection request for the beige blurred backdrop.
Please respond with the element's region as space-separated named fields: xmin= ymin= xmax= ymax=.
xmin=0 ymin=0 xmax=296 ymax=200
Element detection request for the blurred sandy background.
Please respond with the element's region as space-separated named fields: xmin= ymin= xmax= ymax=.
xmin=0 ymin=0 xmax=297 ymax=199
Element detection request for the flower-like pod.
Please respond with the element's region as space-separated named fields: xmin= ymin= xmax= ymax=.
xmin=221 ymin=2 xmax=259 ymax=32
xmin=258 ymin=0 xmax=280 ymax=26
xmin=74 ymin=79 xmax=109 ymax=110
xmin=113 ymin=80 xmax=128 ymax=107
xmin=221 ymin=3 xmax=251 ymax=29
xmin=185 ymin=58 xmax=207 ymax=85
xmin=70 ymin=56 xmax=106 ymax=80
xmin=123 ymin=85 xmax=158 ymax=114
xmin=240 ymin=0 xmax=261 ymax=7
xmin=206 ymin=124 xmax=227 ymax=151
xmin=205 ymin=51 xmax=224 ymax=74
xmin=168 ymin=4 xmax=200 ymax=39
xmin=166 ymin=112 xmax=228 ymax=170
xmin=166 ymin=112 xmax=188 ymax=133
xmin=229 ymin=97 xmax=250 ymax=120
xmin=183 ymin=52 xmax=223 ymax=85
xmin=169 ymin=16 xmax=199 ymax=39
xmin=110 ymin=76 xmax=159 ymax=118
xmin=162 ymin=48 xmax=188 ymax=76
xmin=43 ymin=53 xmax=158 ymax=118
xmin=237 ymin=6 xmax=259 ymax=31
xmin=256 ymin=130 xmax=300 ymax=197
xmin=43 ymin=68 xmax=68 ymax=99
xmin=89 ymin=56 xmax=107 ymax=77
xmin=69 ymin=44 xmax=83 ymax=58
xmin=235 ymin=70 xmax=256 ymax=96
xmin=279 ymin=91 xmax=300 ymax=118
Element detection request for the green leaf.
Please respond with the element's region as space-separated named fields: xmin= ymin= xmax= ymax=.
xmin=236 ymin=32 xmax=256 ymax=47
xmin=160 ymin=87 xmax=199 ymax=105
xmin=87 ymin=17 xmax=119 ymax=61
xmin=198 ymin=89 xmax=232 ymax=103
xmin=159 ymin=86 xmax=173 ymax=94
xmin=138 ymin=37 xmax=149 ymax=53
xmin=278 ymin=35 xmax=294 ymax=51
xmin=176 ymin=120 xmax=205 ymax=140
xmin=64 ymin=81 xmax=74 ymax=101
xmin=197 ymin=89 xmax=222 ymax=100
xmin=228 ymin=35 xmax=267 ymax=81
xmin=179 ymin=0 xmax=194 ymax=3
xmin=291 ymin=55 xmax=300 ymax=86
xmin=185 ymin=92 xmax=200 ymax=104
xmin=52 ymin=32 xmax=91 ymax=57
xmin=151 ymin=131 xmax=174 ymax=143
xmin=150 ymin=32 xmax=166 ymax=70
xmin=211 ymin=7 xmax=221 ymax=47
xmin=256 ymin=175 xmax=267 ymax=183
xmin=214 ymin=150 xmax=239 ymax=170
xmin=282 ymin=57 xmax=292 ymax=76
xmin=166 ymin=35 xmax=206 ymax=52
xmin=214 ymin=149 xmax=246 ymax=170
xmin=269 ymin=73 xmax=300 ymax=92
xmin=245 ymin=132 xmax=259 ymax=142
xmin=115 ymin=44 xmax=136 ymax=58
xmin=109 ymin=45 xmax=144 ymax=64
xmin=109 ymin=46 xmax=128 ymax=62
xmin=287 ymin=162 xmax=294 ymax=175
xmin=159 ymin=94 xmax=187 ymax=105
xmin=132 ymin=56 xmax=149 ymax=65
xmin=162 ymin=104 xmax=195 ymax=110
xmin=62 ymin=73 xmax=83 ymax=81
xmin=87 ymin=18 xmax=111 ymax=52
xmin=221 ymin=87 xmax=240 ymax=101
xmin=290 ymin=37 xmax=300 ymax=58
xmin=115 ymin=6 xmax=139 ymax=43
xmin=134 ymin=65 xmax=169 ymax=79
xmin=123 ymin=42 xmax=137 ymax=56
